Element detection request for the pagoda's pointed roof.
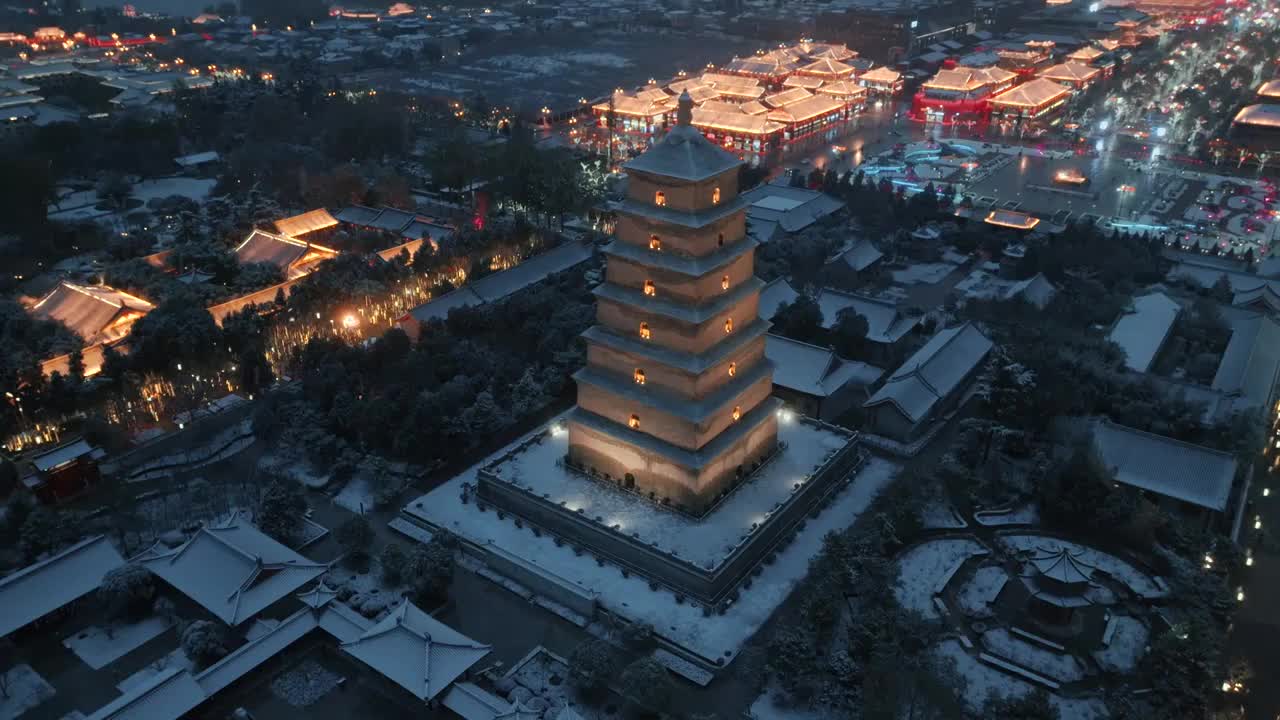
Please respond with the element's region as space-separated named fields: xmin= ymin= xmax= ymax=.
xmin=623 ymin=91 xmax=742 ymax=182
xmin=1029 ymin=546 xmax=1095 ymax=585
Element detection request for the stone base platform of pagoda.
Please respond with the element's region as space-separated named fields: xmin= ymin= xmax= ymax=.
xmin=464 ymin=407 xmax=864 ymax=608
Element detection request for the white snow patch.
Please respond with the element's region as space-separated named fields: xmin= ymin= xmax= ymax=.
xmin=131 ymin=177 xmax=216 ymax=205
xmin=893 ymin=538 xmax=986 ymax=618
xmin=957 ymin=565 xmax=1009 ymax=617
xmin=748 ymin=688 xmax=825 ymax=720
xmin=981 ymin=628 xmax=1085 ymax=683
xmin=1093 ymin=616 xmax=1149 ymax=673
xmin=63 ymin=617 xmax=171 ymax=670
xmin=932 ymin=640 xmax=1106 ymax=719
xmin=0 ymin=665 xmax=55 ymax=719
xmin=999 ymin=534 xmax=1164 ymax=598
xmin=891 ymin=262 xmax=957 ymax=286
xmin=116 ymin=648 xmax=196 ymax=694
xmin=334 ymin=476 xmax=375 ymax=514
xmin=405 ymin=420 xmax=896 ymax=661
xmin=975 ymin=504 xmax=1039 ymax=526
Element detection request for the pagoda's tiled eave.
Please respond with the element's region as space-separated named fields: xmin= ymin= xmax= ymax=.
xmin=593 ymin=277 xmax=764 ymax=325
xmin=581 ymin=319 xmax=769 ymax=374
xmin=574 ymin=360 xmax=772 ymax=425
xmin=568 ymin=397 xmax=781 ymax=470
xmin=602 ymin=237 xmax=757 ymax=278
xmin=616 ymin=194 xmax=750 ymax=230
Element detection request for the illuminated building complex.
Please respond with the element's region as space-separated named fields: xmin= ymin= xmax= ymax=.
xmin=987 ymin=77 xmax=1072 ymax=121
xmin=592 ymin=41 xmax=882 ymax=155
xmin=567 ymin=92 xmax=780 ymax=514
xmin=1037 ymin=61 xmax=1102 ymax=92
xmin=995 ymin=41 xmax=1054 ymax=77
xmin=911 ymin=66 xmax=1017 ymax=123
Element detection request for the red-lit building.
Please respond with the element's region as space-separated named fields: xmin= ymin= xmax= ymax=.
xmin=911 ymin=66 xmax=1017 ymax=123
xmin=22 ymin=439 xmax=102 ymax=504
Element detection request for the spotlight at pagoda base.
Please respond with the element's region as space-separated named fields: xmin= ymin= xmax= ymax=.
xmin=342 ymin=314 xmax=359 ymax=329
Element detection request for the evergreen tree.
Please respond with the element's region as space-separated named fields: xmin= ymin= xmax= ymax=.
xmin=67 ymin=347 xmax=85 ymax=386
xmin=510 ymin=369 xmax=548 ymax=419
xmin=770 ymin=295 xmax=824 ymax=344
xmin=256 ymin=476 xmax=305 ymax=544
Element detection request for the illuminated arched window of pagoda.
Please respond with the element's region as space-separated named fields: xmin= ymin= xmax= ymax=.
xmin=634 ymin=368 xmax=646 ymax=385
xmin=644 ymin=280 xmax=656 ymax=296
xmin=728 ymin=361 xmax=737 ymax=377
xmin=712 ymin=187 xmax=722 ymax=204
xmin=721 ymin=274 xmax=730 ymax=291
xmin=639 ymin=322 xmax=651 ymax=340
xmin=717 ymin=233 xmax=725 ymax=247
xmin=654 ymin=191 xmax=667 ymax=207
xmin=649 ymin=235 xmax=661 ymax=251
xmin=628 ymin=414 xmax=641 ymax=429
xmin=724 ymin=318 xmax=734 ymax=334
xmin=732 ymin=405 xmax=741 ymax=422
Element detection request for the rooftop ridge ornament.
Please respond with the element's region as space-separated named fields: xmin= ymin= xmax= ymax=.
xmin=677 ymin=89 xmax=694 ymax=127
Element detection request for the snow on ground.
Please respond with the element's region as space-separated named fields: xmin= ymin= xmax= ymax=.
xmin=748 ymin=688 xmax=825 ymax=720
xmin=981 ymin=628 xmax=1085 ymax=683
xmin=932 ymin=641 xmax=1105 ymax=719
xmin=957 ymin=565 xmax=1009 ymax=617
xmin=478 ymin=414 xmax=853 ymax=569
xmin=999 ymin=534 xmax=1164 ymax=598
xmin=116 ymin=648 xmax=196 ymax=694
xmin=920 ymin=497 xmax=967 ymax=529
xmin=270 ymin=658 xmax=342 ymax=707
xmin=479 ymin=52 xmax=631 ymax=77
xmin=974 ymin=504 xmax=1039 ymax=527
xmin=63 ymin=617 xmax=171 ymax=670
xmin=891 ymin=262 xmax=957 ymax=286
xmin=405 ymin=418 xmax=897 ymax=661
xmin=893 ymin=538 xmax=986 ymax=618
xmin=1093 ymin=616 xmax=1149 ymax=673
xmin=131 ymin=177 xmax=216 ymax=205
xmin=0 ymin=665 xmax=55 ymax=719
xmin=334 ymin=476 xmax=374 ymax=514
xmin=259 ymin=453 xmax=329 ymax=489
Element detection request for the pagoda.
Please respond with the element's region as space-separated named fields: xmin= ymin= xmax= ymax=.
xmin=566 ymin=91 xmax=779 ymax=515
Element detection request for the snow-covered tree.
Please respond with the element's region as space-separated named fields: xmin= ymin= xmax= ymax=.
xmin=379 ymin=543 xmax=407 ymax=585
xmin=509 ymin=369 xmax=548 ymax=419
xmin=335 ymin=515 xmax=374 ymax=563
xmin=181 ymin=620 xmax=229 ymax=669
xmin=408 ymin=539 xmax=454 ymax=605
xmin=619 ymin=657 xmax=674 ymax=714
xmin=99 ymin=563 xmax=156 ymax=621
xmin=567 ymin=638 xmax=617 ymax=698
xmin=256 ymin=476 xmax=305 ymax=544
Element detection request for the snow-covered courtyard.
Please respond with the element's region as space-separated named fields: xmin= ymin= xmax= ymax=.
xmin=63 ymin=617 xmax=171 ymax=670
xmin=0 ymin=665 xmax=56 ymax=719
xmin=474 ymin=413 xmax=855 ymax=569
xmin=893 ymin=537 xmax=987 ymax=618
xmin=403 ymin=416 xmax=897 ymax=661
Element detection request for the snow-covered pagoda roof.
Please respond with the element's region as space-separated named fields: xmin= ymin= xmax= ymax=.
xmin=1029 ymin=546 xmax=1095 ymax=585
xmin=137 ymin=511 xmax=328 ymax=625
xmin=341 ymin=599 xmax=491 ymax=701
